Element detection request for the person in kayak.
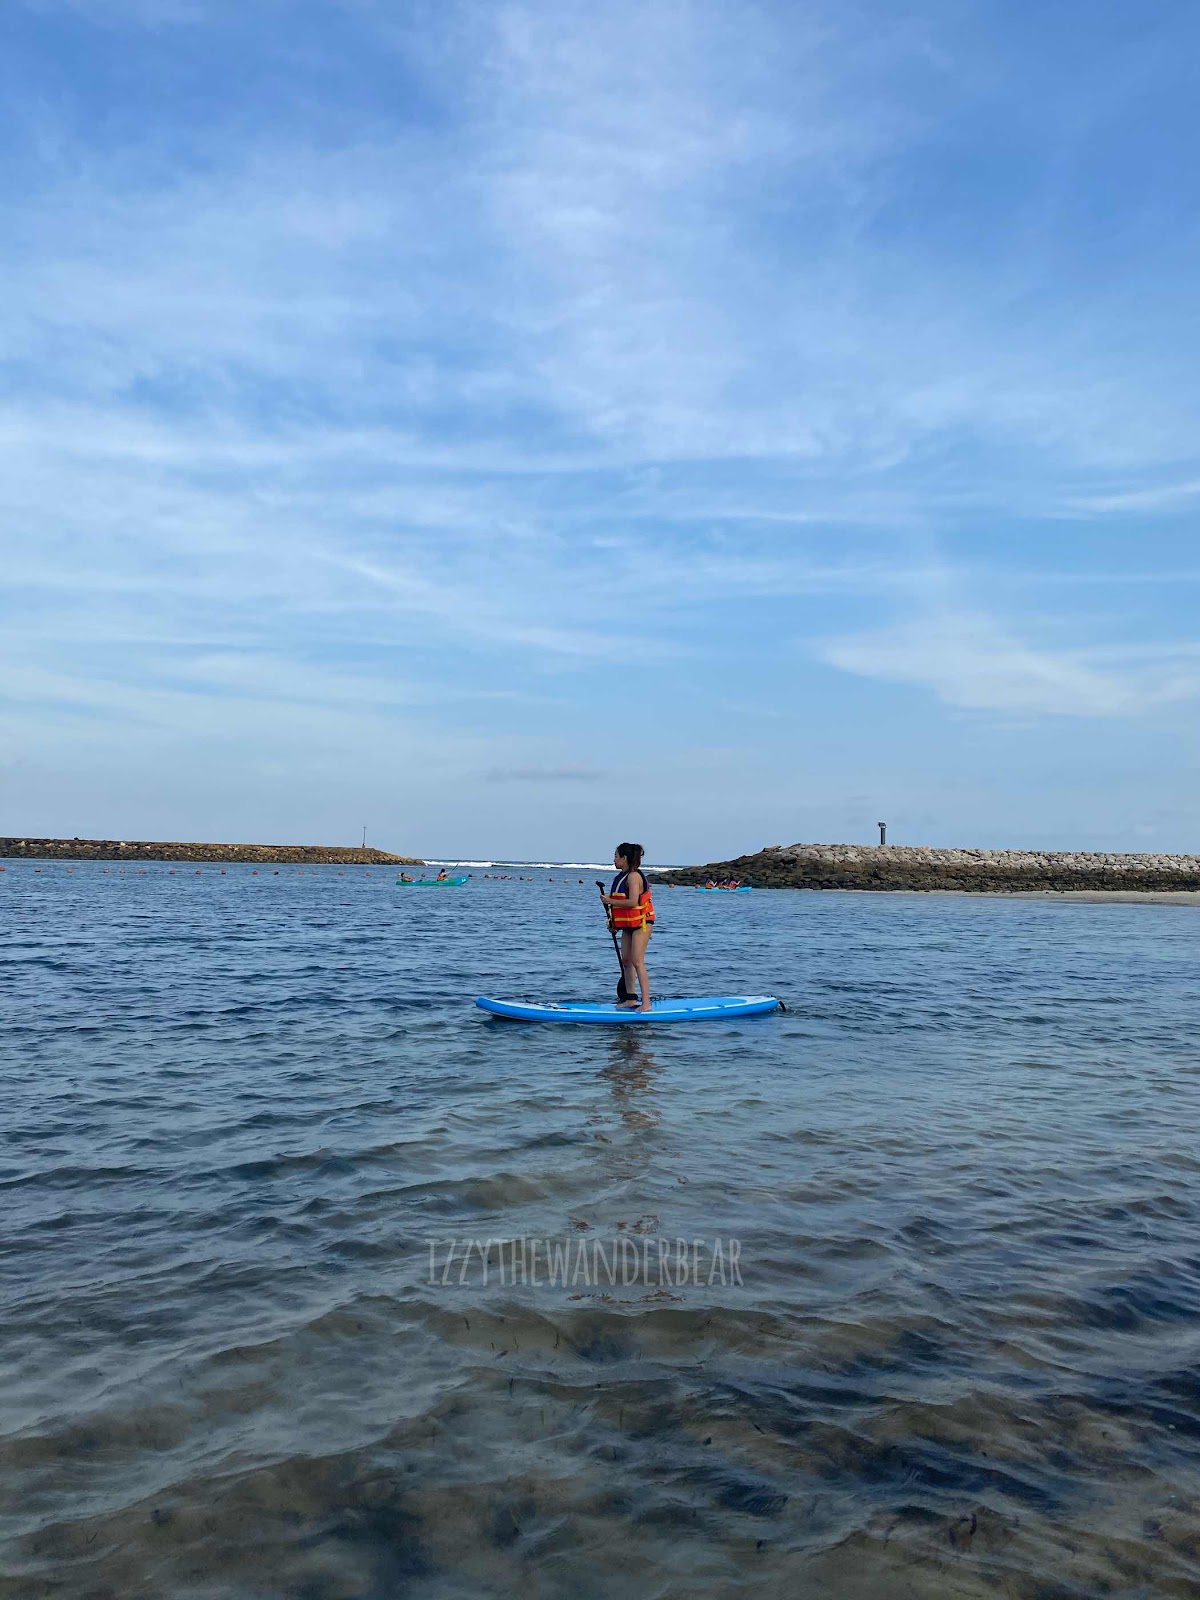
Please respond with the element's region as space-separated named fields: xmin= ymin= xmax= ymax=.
xmin=602 ymin=842 xmax=655 ymax=1010
xmin=436 ymin=868 xmax=448 ymax=880
xmin=399 ymin=872 xmax=414 ymax=883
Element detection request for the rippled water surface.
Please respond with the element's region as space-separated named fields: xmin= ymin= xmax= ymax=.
xmin=3 ymin=863 xmax=1200 ymax=1599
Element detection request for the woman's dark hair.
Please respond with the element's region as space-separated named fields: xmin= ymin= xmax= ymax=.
xmin=616 ymin=842 xmax=644 ymax=869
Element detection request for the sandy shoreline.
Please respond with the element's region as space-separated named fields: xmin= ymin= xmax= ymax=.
xmin=911 ymin=888 xmax=1200 ymax=906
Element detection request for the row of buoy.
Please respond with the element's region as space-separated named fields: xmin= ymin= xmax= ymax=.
xmin=484 ymin=874 xmax=586 ymax=883
xmin=5 ymin=867 xmax=689 ymax=883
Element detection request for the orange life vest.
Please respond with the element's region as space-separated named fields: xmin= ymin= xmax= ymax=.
xmin=609 ymin=868 xmax=655 ymax=930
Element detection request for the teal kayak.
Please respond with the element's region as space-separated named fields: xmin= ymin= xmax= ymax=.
xmin=696 ymin=886 xmax=752 ymax=893
xmin=476 ymin=995 xmax=780 ymax=1024
xmin=396 ymin=876 xmax=469 ymax=887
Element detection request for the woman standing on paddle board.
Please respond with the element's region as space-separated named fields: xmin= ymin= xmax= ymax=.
xmin=602 ymin=843 xmax=655 ymax=1011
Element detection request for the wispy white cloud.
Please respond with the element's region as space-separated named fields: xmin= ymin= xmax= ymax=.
xmin=823 ymin=612 xmax=1200 ymax=718
xmin=1064 ymin=479 xmax=1200 ymax=515
xmin=8 ymin=0 xmax=1196 ymax=486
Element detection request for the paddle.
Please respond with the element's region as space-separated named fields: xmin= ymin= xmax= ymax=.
xmin=596 ymin=879 xmax=631 ymax=1002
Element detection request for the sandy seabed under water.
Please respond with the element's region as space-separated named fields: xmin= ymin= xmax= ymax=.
xmin=2 ymin=862 xmax=1199 ymax=1598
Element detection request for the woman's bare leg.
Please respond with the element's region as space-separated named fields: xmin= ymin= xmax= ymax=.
xmin=619 ymin=930 xmax=639 ymax=1005
xmin=631 ymin=927 xmax=651 ymax=1010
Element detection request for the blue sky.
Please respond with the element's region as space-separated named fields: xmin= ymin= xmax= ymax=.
xmin=3 ymin=0 xmax=1199 ymax=861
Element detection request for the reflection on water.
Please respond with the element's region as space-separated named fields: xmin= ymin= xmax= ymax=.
xmin=2 ymin=863 xmax=1200 ymax=1598
xmin=600 ymin=1036 xmax=662 ymax=1131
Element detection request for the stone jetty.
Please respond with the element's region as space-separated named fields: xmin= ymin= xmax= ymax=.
xmin=0 ymin=837 xmax=422 ymax=866
xmin=672 ymin=843 xmax=1200 ymax=893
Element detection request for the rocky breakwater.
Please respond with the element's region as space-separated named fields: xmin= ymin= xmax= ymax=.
xmin=0 ymin=837 xmax=423 ymax=866
xmin=673 ymin=843 xmax=1200 ymax=893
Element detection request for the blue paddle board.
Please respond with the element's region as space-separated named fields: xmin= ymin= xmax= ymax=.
xmin=476 ymin=995 xmax=780 ymax=1024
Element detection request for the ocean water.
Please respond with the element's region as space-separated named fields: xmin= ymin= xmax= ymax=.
xmin=3 ymin=863 xmax=1200 ymax=1600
